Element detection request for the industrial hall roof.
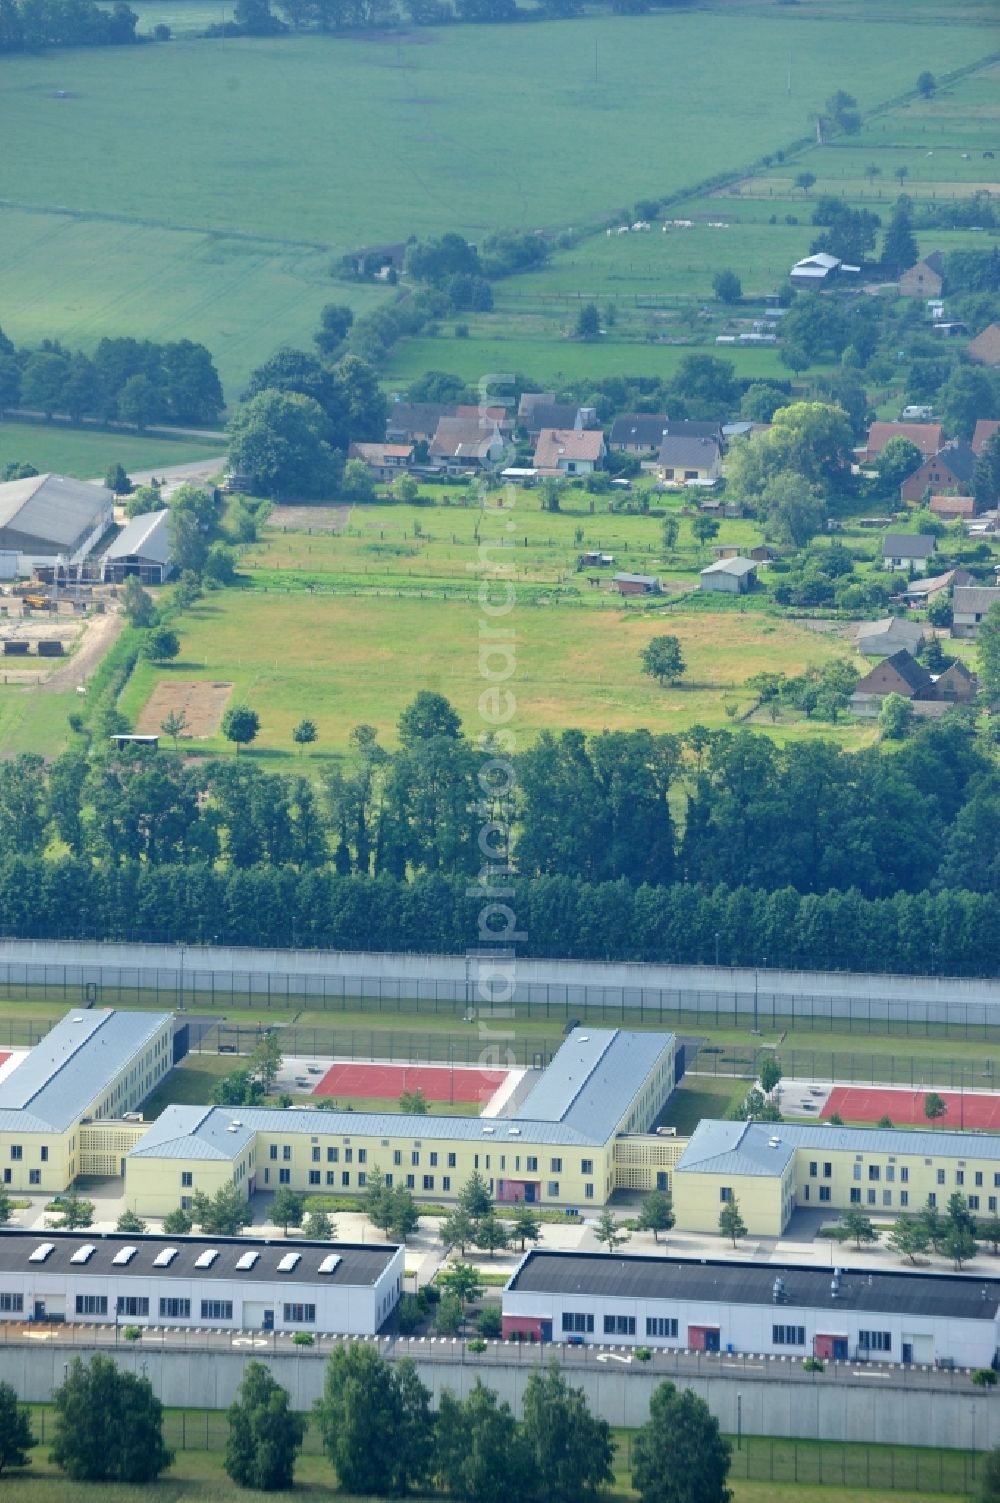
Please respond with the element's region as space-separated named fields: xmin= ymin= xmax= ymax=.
xmin=508 ymin=1250 xmax=1000 ymax=1322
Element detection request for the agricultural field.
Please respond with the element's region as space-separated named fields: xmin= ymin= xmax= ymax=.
xmin=120 ymin=495 xmax=870 ymax=759
xmin=0 ymin=3 xmax=993 ymax=400
xmin=0 ymin=417 xmax=226 ymax=480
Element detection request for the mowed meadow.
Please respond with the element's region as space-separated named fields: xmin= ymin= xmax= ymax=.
xmin=0 ymin=3 xmax=994 ymax=397
xmin=120 ymin=497 xmax=869 ymax=761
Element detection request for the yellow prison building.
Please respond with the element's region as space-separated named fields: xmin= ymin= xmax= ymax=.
xmin=0 ymin=1009 xmax=172 ymax=1195
xmin=672 ymin=1119 xmax=1000 ymax=1236
xmin=124 ymin=1028 xmax=679 ymax=1216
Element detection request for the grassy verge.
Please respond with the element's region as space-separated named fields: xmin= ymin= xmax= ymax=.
xmin=0 ymin=417 xmax=226 ymax=480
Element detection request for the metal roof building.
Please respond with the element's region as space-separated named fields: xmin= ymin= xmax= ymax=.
xmin=0 ymin=1229 xmax=403 ymax=1335
xmin=502 ymin=1250 xmax=1000 ymax=1367
xmin=0 ymin=473 xmax=113 ymax=567
xmin=103 ymin=509 xmax=173 ymax=585
xmin=0 ymin=1009 xmax=172 ymax=1134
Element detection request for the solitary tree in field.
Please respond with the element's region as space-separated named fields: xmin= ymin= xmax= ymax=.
xmin=794 ymin=172 xmax=817 ymax=196
xmin=864 ymin=162 xmax=881 ymax=186
xmin=660 ymin=514 xmax=680 ymax=553
xmin=51 ymin=1356 xmax=172 ymax=1484
xmin=641 ymin=635 xmax=686 ymax=687
xmin=141 ymin=626 xmax=180 ymax=664
xmin=916 ymin=70 xmax=936 ymax=97
xmin=718 ymin=1196 xmax=747 ymax=1247
xmin=632 ymin=1380 xmax=732 ymax=1503
xmin=924 ymin=1091 xmax=948 ymax=1125
xmin=292 ymin=718 xmax=317 ymax=755
xmin=160 ymin=709 xmax=188 ymax=750
xmin=691 ymin=513 xmax=720 ymax=549
xmin=226 ymin=1361 xmax=305 ymax=1492
xmin=222 ymin=703 xmax=260 ymax=755
xmin=575 ymin=302 xmax=601 ymax=340
xmin=712 ymin=270 xmax=742 ymax=305
xmin=894 ymin=165 xmax=909 ymax=187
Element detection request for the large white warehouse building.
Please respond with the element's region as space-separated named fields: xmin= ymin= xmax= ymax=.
xmin=0 ymin=1231 xmax=403 ymax=1335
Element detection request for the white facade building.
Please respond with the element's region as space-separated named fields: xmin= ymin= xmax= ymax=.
xmin=0 ymin=1231 xmax=403 ymax=1335
xmin=502 ymin=1252 xmax=1000 ymax=1369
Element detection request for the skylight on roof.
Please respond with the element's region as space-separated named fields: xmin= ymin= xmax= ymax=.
xmin=318 ymin=1254 xmax=341 ymax=1275
xmin=277 ymin=1252 xmax=301 ymax=1273
xmin=194 ymin=1249 xmax=218 ymax=1269
xmin=236 ymin=1251 xmax=260 ymax=1272
xmin=153 ymin=1247 xmax=178 ymax=1268
xmin=70 ymin=1244 xmax=96 ymax=1264
xmin=28 ymin=1243 xmax=54 ymax=1263
xmin=113 ymin=1246 xmax=137 ymax=1266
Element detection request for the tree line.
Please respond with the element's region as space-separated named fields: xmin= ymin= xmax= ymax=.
xmin=0 ymin=1347 xmax=732 ymax=1503
xmin=0 ymin=0 xmax=139 ymax=51
xmin=0 ymin=328 xmax=223 ymax=428
xmin=222 ymin=0 xmax=690 ymax=38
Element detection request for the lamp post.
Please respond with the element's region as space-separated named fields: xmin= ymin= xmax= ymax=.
xmin=753 ymin=958 xmax=765 ymax=1035
xmin=714 ymin=932 xmax=721 ymax=968
xmin=737 ymin=1391 xmax=742 ymax=1451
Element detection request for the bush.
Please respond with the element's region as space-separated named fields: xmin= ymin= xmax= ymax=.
xmin=467 ymin=1338 xmax=487 ymax=1353
xmin=635 ymin=1347 xmax=653 ymax=1362
xmin=972 ymin=1367 xmax=998 ymax=1387
xmin=476 ymin=1306 xmax=503 ymax=1338
xmin=396 ymin=1293 xmax=424 ymax=1335
xmin=803 ymin=1357 xmax=825 ymax=1372
xmin=123 ymin=1326 xmax=142 ymax=1342
xmin=292 ymin=1331 xmax=314 ymax=1346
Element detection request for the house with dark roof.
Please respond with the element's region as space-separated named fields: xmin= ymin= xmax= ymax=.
xmin=607 ymin=414 xmax=670 ymax=454
xmin=516 ymin=391 xmax=555 ymax=426
xmin=952 ymin=584 xmax=1000 ymax=639
xmin=850 ymin=650 xmax=933 ymax=716
xmin=881 ymin=532 xmax=936 ymax=573
xmin=862 ymin=422 xmax=944 ymax=462
xmin=385 ymin=402 xmax=457 ymax=444
xmin=900 ymin=442 xmax=977 ymax=504
xmin=657 ymin=434 xmax=722 ymax=486
xmin=612 ymin=572 xmax=661 ymax=597
xmin=899 ymin=252 xmax=945 ymax=298
xmin=522 ymin=403 xmax=587 ymax=442
xmin=968 ymin=323 xmax=1000 ymax=367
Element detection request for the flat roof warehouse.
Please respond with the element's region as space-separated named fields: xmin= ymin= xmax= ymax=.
xmin=507 ymin=1252 xmax=1000 ymax=1324
xmin=0 ymin=1230 xmax=398 ymax=1288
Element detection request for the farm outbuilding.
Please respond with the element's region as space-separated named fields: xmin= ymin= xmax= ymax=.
xmin=612 ymin=572 xmax=661 ymax=596
xmin=699 ymin=557 xmax=757 ymax=594
xmin=103 ymin=510 xmax=173 ymax=585
xmin=0 ymin=474 xmax=113 ymax=575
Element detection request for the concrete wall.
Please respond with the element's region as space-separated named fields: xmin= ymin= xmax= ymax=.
xmin=1 ymin=939 xmax=997 ymax=1028
xmin=2 ymin=1341 xmax=996 ymax=1452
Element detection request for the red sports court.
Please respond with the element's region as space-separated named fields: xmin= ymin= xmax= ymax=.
xmin=823 ymin=1085 xmax=1000 ymax=1131
xmin=0 ymin=1052 xmax=11 ymax=1069
xmin=313 ymin=1061 xmax=507 ymax=1105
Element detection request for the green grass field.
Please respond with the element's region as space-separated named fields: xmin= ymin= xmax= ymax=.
xmin=0 ymin=417 xmax=227 ymax=480
xmin=0 ymin=5 xmax=993 ymax=398
xmin=121 ymin=586 xmax=865 ymax=758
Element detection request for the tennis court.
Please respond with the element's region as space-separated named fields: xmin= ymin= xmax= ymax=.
xmin=313 ymin=1060 xmax=508 ymax=1105
xmin=823 ymin=1084 xmax=1000 ymax=1130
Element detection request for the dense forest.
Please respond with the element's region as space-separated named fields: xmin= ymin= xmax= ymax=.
xmin=4 ymin=693 xmax=999 ymax=973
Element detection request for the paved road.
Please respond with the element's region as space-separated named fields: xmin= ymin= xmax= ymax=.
xmin=0 ymin=1323 xmax=977 ymax=1394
